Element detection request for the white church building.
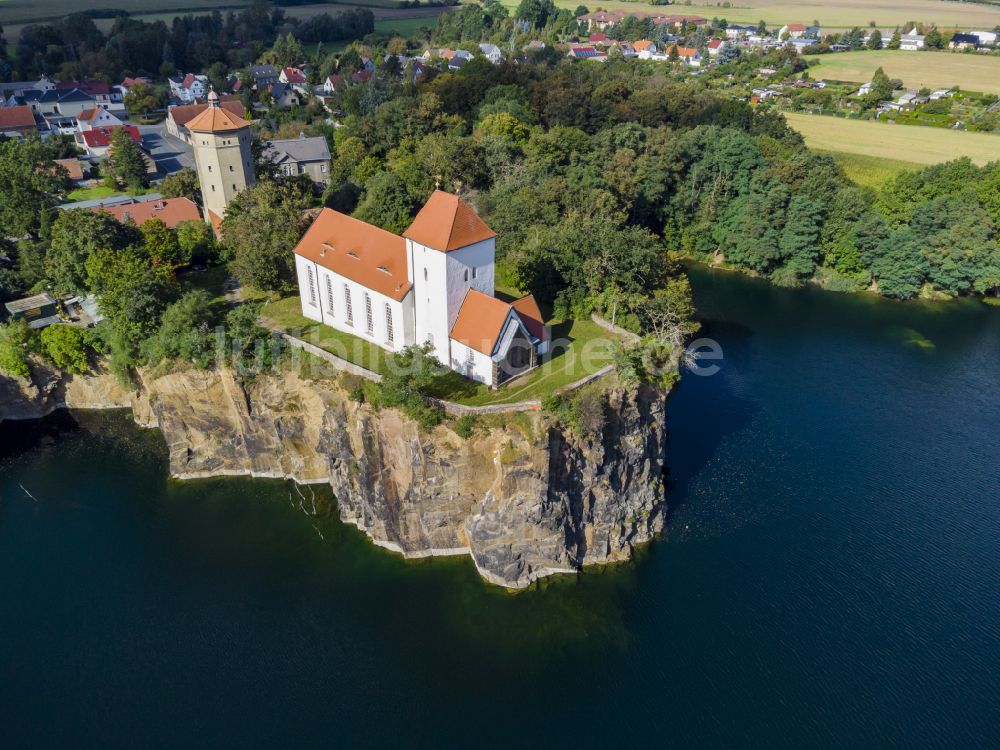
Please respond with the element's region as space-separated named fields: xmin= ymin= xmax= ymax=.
xmin=293 ymin=190 xmax=549 ymax=387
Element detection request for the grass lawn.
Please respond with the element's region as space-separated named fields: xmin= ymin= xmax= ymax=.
xmin=782 ymin=111 xmax=1000 ymax=167
xmin=374 ymin=16 xmax=436 ymax=36
xmin=261 ymin=295 xmax=393 ymax=376
xmin=260 ymin=295 xmax=621 ymax=406
xmin=66 ymin=185 xmax=152 ymax=202
xmin=809 ymin=50 xmax=1000 ymax=96
xmin=815 ymin=149 xmax=920 ymax=189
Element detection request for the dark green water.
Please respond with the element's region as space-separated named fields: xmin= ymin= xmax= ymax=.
xmin=2 ymin=267 xmax=999 ymax=749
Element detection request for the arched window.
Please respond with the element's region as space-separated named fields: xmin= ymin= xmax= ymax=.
xmin=423 ymin=267 xmax=428 ymax=282
xmin=325 ymin=275 xmax=335 ymax=315
xmin=364 ymin=293 xmax=373 ymax=335
xmin=344 ymin=285 xmax=353 ymax=325
xmin=385 ymin=304 xmax=394 ymax=343
xmin=306 ymin=266 xmax=316 ymax=305
xmin=464 ymin=269 xmax=469 ymax=282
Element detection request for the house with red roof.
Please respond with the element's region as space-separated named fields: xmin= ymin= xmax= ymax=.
xmin=168 ymin=73 xmax=208 ymax=104
xmin=76 ymin=107 xmax=124 ymax=132
xmin=707 ymin=39 xmax=725 ymax=57
xmin=92 ymin=197 xmax=201 ymax=229
xmin=293 ymin=191 xmax=548 ymax=386
xmin=0 ymin=105 xmax=38 ymax=135
xmin=280 ymin=67 xmax=307 ymax=85
xmin=75 ymin=124 xmax=142 ymax=157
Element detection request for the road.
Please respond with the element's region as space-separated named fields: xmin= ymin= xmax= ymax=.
xmin=138 ymin=122 xmax=195 ymax=175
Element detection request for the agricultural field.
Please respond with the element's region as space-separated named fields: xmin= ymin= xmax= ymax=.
xmin=813 ymin=149 xmax=920 ymax=188
xmin=809 ymin=50 xmax=1000 ymax=96
xmin=783 ymin=111 xmax=1000 ymax=167
xmin=0 ymin=0 xmax=251 ymax=25
xmin=493 ymin=0 xmax=1000 ymax=31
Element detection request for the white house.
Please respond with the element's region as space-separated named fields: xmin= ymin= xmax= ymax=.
xmin=76 ymin=107 xmax=124 ymax=132
xmin=478 ymin=43 xmax=504 ymax=64
xmin=169 ymin=74 xmax=208 ymax=103
xmin=899 ymin=30 xmax=925 ymax=50
xmin=293 ymin=191 xmax=549 ymax=387
xmin=970 ymin=30 xmax=997 ymax=46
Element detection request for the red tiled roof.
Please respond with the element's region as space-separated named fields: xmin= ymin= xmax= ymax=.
xmin=708 ymin=39 xmax=724 ymax=49
xmin=450 ymin=291 xmax=547 ymax=355
xmin=186 ymin=103 xmax=251 ymax=133
xmin=93 ymin=197 xmax=201 ymax=229
xmin=53 ymin=158 xmax=85 ymax=181
xmin=80 ymin=125 xmax=141 ymax=148
xmin=168 ymin=99 xmax=245 ymax=128
xmin=450 ymin=290 xmax=514 ymax=355
xmin=0 ymin=105 xmax=37 ymax=131
xmin=282 ymin=67 xmax=307 ymax=83
xmin=58 ymin=79 xmax=110 ymax=95
xmin=403 ymin=190 xmax=496 ymax=252
xmin=294 ymin=209 xmax=412 ymax=302
xmin=787 ymin=23 xmax=806 ymax=31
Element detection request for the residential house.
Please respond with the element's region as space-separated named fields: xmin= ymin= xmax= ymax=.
xmin=119 ymin=76 xmax=152 ymax=94
xmin=3 ymin=293 xmax=60 ymax=330
xmin=670 ymin=45 xmax=702 ymax=66
xmin=264 ymin=134 xmax=332 ymax=186
xmin=76 ymin=107 xmax=124 ymax=132
xmin=0 ymin=105 xmax=38 ymax=135
xmin=523 ymin=40 xmax=546 ymax=51
xmin=166 ymin=98 xmax=246 ymax=143
xmin=58 ymin=79 xmax=121 ymax=110
xmin=92 ymin=197 xmax=201 ymax=229
xmin=169 ymin=74 xmax=209 ymax=104
xmin=779 ymin=23 xmax=808 ymax=38
xmin=633 ymin=39 xmax=659 ymax=59
xmin=725 ymin=24 xmax=756 ymax=39
xmin=929 ymin=89 xmax=954 ymax=100
xmin=31 ymin=88 xmax=94 ymax=118
xmin=293 ymin=191 xmax=549 ymax=387
xmin=969 ymin=30 xmax=998 ymax=46
xmin=249 ymin=65 xmax=280 ymax=90
xmin=707 ymin=39 xmax=725 ymax=57
xmin=75 ymin=124 xmax=142 ymax=158
xmin=53 ymin=158 xmax=88 ymax=185
xmin=855 ymin=82 xmax=873 ymax=96
xmin=280 ymin=67 xmax=307 ymax=85
xmin=269 ymin=82 xmax=303 ymax=108
xmin=478 ymin=43 xmax=504 ymax=64
xmin=949 ymin=33 xmax=980 ymax=50
xmin=323 ymin=75 xmax=345 ymax=94
xmin=588 ymin=33 xmax=609 ymax=45
xmin=899 ymin=29 xmax=925 ymax=50
xmin=568 ymin=45 xmax=604 ymax=60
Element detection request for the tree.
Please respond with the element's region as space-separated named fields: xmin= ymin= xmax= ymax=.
xmin=104 ymin=129 xmax=149 ymax=191
xmin=353 ymin=171 xmax=417 ymax=235
xmin=123 ymin=82 xmax=163 ymax=118
xmin=869 ymin=228 xmax=928 ymax=299
xmin=221 ymin=180 xmax=310 ymax=292
xmin=516 ymin=0 xmax=556 ymax=29
xmin=757 ymin=19 xmax=767 ymax=35
xmin=0 ymin=319 xmax=31 ymax=379
xmin=376 ymin=342 xmax=446 ymax=428
xmin=887 ymin=30 xmax=901 ymax=49
xmin=867 ymin=29 xmax=883 ymax=49
xmin=39 ymin=324 xmax=91 ymax=374
xmin=0 ymin=137 xmax=64 ymax=240
xmin=718 ymin=41 xmax=741 ymax=64
xmin=176 ymin=219 xmax=219 ymax=266
xmin=159 ymin=168 xmax=200 ymax=201
xmin=141 ymin=290 xmax=216 ymax=368
xmin=868 ymin=66 xmax=895 ymax=102
xmin=140 ymin=218 xmax=188 ymax=272
xmin=45 ymin=210 xmax=141 ymax=294
xmin=924 ymin=27 xmax=943 ymax=49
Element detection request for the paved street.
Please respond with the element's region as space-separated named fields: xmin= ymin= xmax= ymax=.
xmin=138 ymin=122 xmax=194 ymax=175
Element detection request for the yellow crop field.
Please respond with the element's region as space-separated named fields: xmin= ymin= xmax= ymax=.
xmin=783 ymin=111 xmax=1000 ymax=167
xmin=810 ymin=50 xmax=1000 ymax=95
xmin=494 ymin=0 xmax=1000 ymax=32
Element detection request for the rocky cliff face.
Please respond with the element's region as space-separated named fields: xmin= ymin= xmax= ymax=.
xmin=1 ymin=365 xmax=667 ymax=588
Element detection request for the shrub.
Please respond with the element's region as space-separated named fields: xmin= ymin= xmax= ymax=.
xmin=453 ymin=414 xmax=477 ymax=439
xmin=0 ymin=319 xmax=31 ymax=378
xmin=39 ymin=324 xmax=91 ymax=374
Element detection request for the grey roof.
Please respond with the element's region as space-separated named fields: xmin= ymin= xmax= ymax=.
xmin=265 ymin=135 xmax=330 ymax=164
xmin=250 ymin=64 xmax=279 ymax=80
xmin=57 ymin=192 xmax=163 ymax=211
xmin=5 ymin=293 xmax=56 ymax=314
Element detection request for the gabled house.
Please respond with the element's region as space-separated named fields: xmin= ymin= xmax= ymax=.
xmin=568 ymin=45 xmax=604 ymax=60
xmin=0 ymin=105 xmax=38 ymax=135
xmin=264 ymin=133 xmax=331 ymax=185
xmin=269 ymin=82 xmax=303 ymax=108
xmin=323 ymin=75 xmax=345 ymax=94
xmin=169 ymin=74 xmax=208 ymax=104
xmin=949 ymin=33 xmax=980 ymax=50
xmin=280 ymin=67 xmax=307 ymax=85
xmin=76 ymin=107 xmax=124 ymax=132
xmin=249 ymin=65 xmax=279 ymax=90
xmin=478 ymin=43 xmax=504 ymax=64
xmin=3 ymin=293 xmax=60 ymax=330
xmin=58 ymin=79 xmax=121 ymax=110
xmin=293 ymin=191 xmax=549 ymax=387
xmin=76 ymin=124 xmax=142 ymax=157
xmin=900 ymin=29 xmax=925 ymax=50
xmin=707 ymin=39 xmax=725 ymax=56
xmin=669 ymin=45 xmax=702 ymax=66
xmin=53 ymin=158 xmax=88 ymax=185
xmin=779 ymin=23 xmax=808 ymax=38
xmin=119 ymin=76 xmax=151 ymax=93
xmin=633 ymin=39 xmax=659 ymax=58
xmin=92 ymin=197 xmax=201 ymax=229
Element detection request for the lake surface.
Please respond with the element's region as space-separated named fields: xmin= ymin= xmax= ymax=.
xmin=2 ymin=267 xmax=999 ymax=749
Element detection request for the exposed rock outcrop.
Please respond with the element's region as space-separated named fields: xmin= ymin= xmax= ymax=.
xmin=0 ymin=365 xmax=667 ymax=588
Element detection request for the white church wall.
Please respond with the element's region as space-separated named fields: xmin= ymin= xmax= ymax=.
xmin=407 ymin=238 xmax=451 ymax=364
xmin=449 ymin=339 xmax=494 ymax=386
xmin=445 ymin=238 xmax=495 ymax=329
xmin=295 ymin=255 xmax=324 ymax=324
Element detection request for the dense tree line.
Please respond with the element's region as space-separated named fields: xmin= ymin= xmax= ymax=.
xmin=317 ymin=55 xmax=998 ymax=302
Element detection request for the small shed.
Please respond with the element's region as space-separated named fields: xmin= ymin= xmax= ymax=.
xmin=4 ymin=293 xmax=60 ymax=329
